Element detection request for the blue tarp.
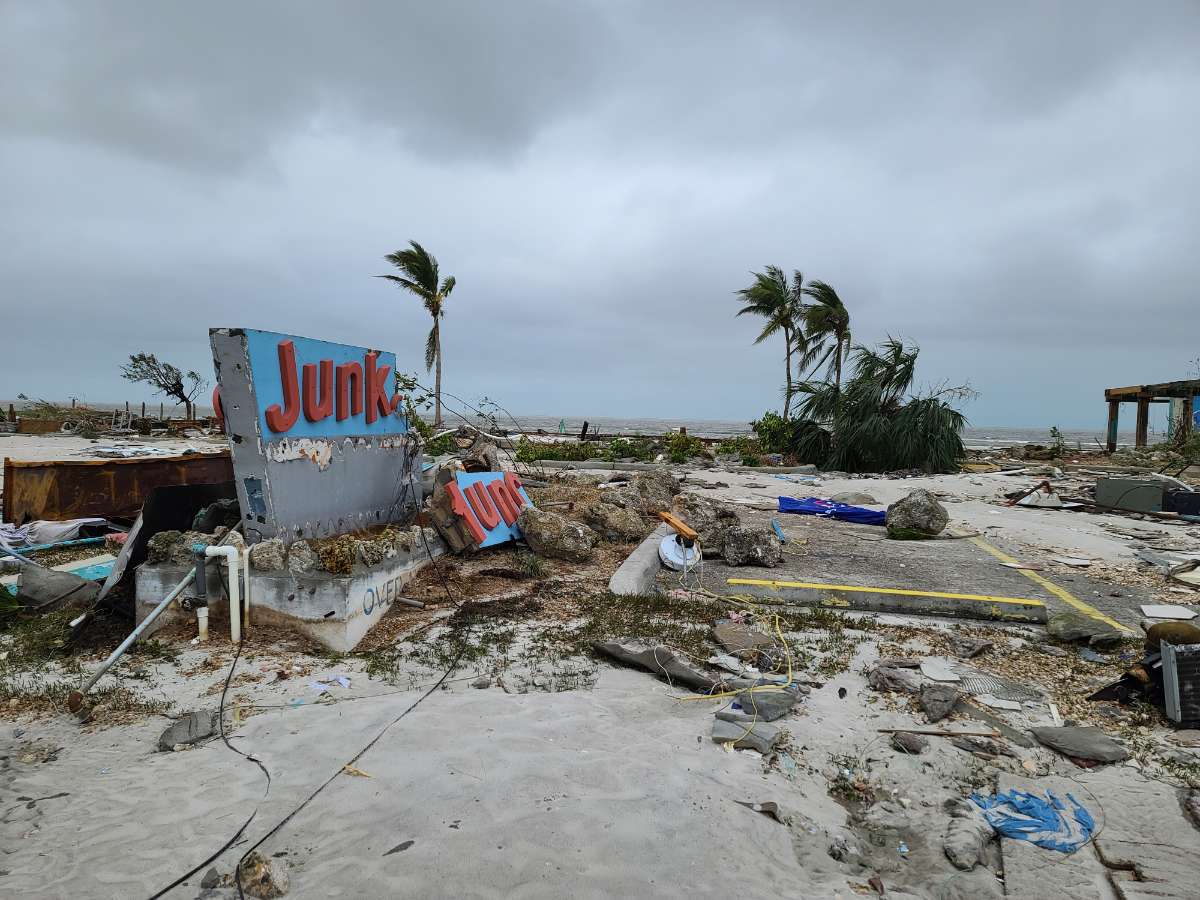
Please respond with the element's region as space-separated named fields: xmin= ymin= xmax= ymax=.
xmin=777 ymin=496 xmax=886 ymax=527
xmin=971 ymin=789 xmax=1095 ymax=853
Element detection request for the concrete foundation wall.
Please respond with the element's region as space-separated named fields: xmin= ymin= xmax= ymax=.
xmin=135 ymin=535 xmax=447 ymax=652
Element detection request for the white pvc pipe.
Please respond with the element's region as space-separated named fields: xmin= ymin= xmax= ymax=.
xmin=197 ymin=606 xmax=209 ymax=642
xmin=205 ymin=545 xmax=241 ymax=643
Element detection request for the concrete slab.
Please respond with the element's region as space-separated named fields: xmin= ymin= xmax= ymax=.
xmin=998 ymin=769 xmax=1200 ymax=899
xmin=677 ymin=507 xmax=1153 ymax=628
xmin=134 ymin=536 xmax=445 ymax=652
xmin=609 ymin=523 xmax=672 ymax=596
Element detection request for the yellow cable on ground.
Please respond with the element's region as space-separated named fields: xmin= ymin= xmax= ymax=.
xmin=725 ymin=578 xmax=1045 ymax=608
xmin=967 ymin=536 xmax=1133 ymax=633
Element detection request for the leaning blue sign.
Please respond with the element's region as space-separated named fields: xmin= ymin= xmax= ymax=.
xmin=210 ymin=328 xmax=421 ymax=543
xmin=242 ymin=329 xmax=407 ymax=440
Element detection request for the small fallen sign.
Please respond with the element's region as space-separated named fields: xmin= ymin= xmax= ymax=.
xmin=430 ymin=470 xmax=533 ymax=552
xmin=1141 ymin=604 xmax=1197 ymax=620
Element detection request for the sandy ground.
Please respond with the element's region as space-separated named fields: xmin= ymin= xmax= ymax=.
xmin=2 ymin=462 xmax=1199 ymax=898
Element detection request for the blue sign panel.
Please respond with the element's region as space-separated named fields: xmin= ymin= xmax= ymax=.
xmin=242 ymin=328 xmax=407 ymax=441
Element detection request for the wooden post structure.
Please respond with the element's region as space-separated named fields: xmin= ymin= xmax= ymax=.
xmin=1106 ymin=400 xmax=1120 ymax=453
xmin=159 ymin=402 xmax=164 ymax=419
xmin=1135 ymin=396 xmax=1151 ymax=448
xmin=1180 ymin=396 xmax=1195 ymax=443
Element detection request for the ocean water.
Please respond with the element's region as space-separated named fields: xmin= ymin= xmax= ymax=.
xmin=2 ymin=400 xmax=1146 ymax=450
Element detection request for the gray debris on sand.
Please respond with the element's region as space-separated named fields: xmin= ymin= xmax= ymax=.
xmin=711 ymin=718 xmax=782 ymax=754
xmin=201 ymin=868 xmax=221 ymax=890
xmin=891 ymin=732 xmax=928 ymax=754
xmin=931 ymin=867 xmax=1004 ymax=900
xmin=518 ymin=507 xmax=597 ymax=561
xmin=831 ymin=491 xmax=878 ymax=505
xmin=921 ymin=683 xmax=960 ymax=723
xmin=592 ymin=641 xmax=718 ymax=692
xmin=1030 ymin=726 xmax=1129 ymax=763
xmin=1045 ymin=612 xmax=1125 ymax=649
xmin=886 ymin=489 xmax=949 ymax=539
xmin=669 ymin=493 xmax=739 ymax=554
xmin=157 ymin=710 xmax=219 ymax=752
xmin=249 ymin=538 xmax=286 ymax=571
xmin=868 ymin=663 xmax=923 ymax=694
xmin=286 ymin=540 xmax=319 ymax=574
xmin=950 ymin=735 xmax=1015 ymax=759
xmin=942 ymin=798 xmax=995 ymax=870
xmin=577 ymin=501 xmax=646 ymax=542
xmin=949 ymin=637 xmax=994 ymax=659
xmin=722 ymin=525 xmax=784 ymax=567
xmin=734 ymin=683 xmax=805 ymax=721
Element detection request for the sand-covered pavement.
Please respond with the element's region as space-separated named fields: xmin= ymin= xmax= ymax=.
xmin=3 ymin=461 xmax=1199 ymax=898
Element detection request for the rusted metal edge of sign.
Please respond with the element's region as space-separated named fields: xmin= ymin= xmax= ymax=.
xmin=2 ymin=451 xmax=234 ymax=524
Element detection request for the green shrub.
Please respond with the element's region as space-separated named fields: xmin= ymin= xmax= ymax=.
xmin=663 ymin=431 xmax=705 ymax=463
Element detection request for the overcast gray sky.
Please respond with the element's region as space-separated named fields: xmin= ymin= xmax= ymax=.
xmin=3 ymin=1 xmax=1198 ymax=430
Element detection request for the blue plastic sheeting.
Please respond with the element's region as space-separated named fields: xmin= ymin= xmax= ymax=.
xmin=971 ymin=789 xmax=1095 ymax=853
xmin=777 ymin=496 xmax=886 ymax=527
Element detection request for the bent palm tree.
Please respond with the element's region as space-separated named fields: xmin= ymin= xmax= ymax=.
xmin=736 ymin=266 xmax=813 ymax=419
xmin=378 ymin=241 xmax=455 ymax=426
xmin=801 ymin=280 xmax=852 ymax=394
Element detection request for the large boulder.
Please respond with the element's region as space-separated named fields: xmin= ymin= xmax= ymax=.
xmin=168 ymin=530 xmax=217 ymax=566
xmin=577 ymin=501 xmax=647 ymax=542
xmin=286 ymin=540 xmax=319 ymax=574
xmin=519 ymin=507 xmax=597 ymax=562
xmin=609 ymin=471 xmax=680 ymax=516
xmin=1046 ymin=611 xmax=1125 ymax=649
xmin=722 ymin=525 xmax=784 ymax=567
xmin=248 ymin=538 xmax=286 ymax=571
xmin=146 ymin=530 xmax=182 ymax=563
xmin=670 ymin=494 xmax=739 ymax=554
xmin=886 ymin=489 xmax=949 ymax=539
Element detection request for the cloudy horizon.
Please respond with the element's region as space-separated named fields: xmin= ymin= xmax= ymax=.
xmin=3 ymin=2 xmax=1198 ymax=430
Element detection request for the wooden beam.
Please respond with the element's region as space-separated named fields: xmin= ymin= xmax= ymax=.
xmin=1107 ymin=400 xmax=1120 ymax=452
xmin=1136 ymin=396 xmax=1151 ymax=448
xmin=1179 ymin=396 xmax=1195 ymax=443
xmin=657 ymin=511 xmax=699 ymax=542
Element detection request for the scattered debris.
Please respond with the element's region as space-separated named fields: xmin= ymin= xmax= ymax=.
xmin=591 ymin=642 xmax=718 ymax=692
xmin=921 ymin=683 xmax=960 ymax=723
xmin=711 ymin=718 xmax=781 ymax=754
xmin=1045 ymin=611 xmax=1126 ymax=649
xmin=157 ymin=710 xmax=219 ymax=752
xmin=971 ymin=789 xmax=1094 ymax=853
xmin=518 ymin=507 xmax=597 ymax=562
xmin=721 ymin=525 xmax=784 ymax=567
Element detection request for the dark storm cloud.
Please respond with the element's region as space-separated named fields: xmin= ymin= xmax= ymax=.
xmin=3 ymin=2 xmax=1198 ymax=427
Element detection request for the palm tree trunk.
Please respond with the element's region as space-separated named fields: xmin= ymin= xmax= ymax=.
xmin=782 ymin=327 xmax=794 ymax=420
xmin=433 ymin=319 xmax=443 ymax=427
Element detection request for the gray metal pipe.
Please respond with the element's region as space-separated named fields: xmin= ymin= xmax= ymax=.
xmin=67 ymin=563 xmax=199 ymax=714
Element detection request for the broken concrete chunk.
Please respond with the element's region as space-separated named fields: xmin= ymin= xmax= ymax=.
xmin=868 ymin=664 xmax=922 ymax=694
xmin=1046 ymin=612 xmax=1125 ymax=649
xmin=157 ymin=710 xmax=219 ymax=752
xmin=921 ymin=683 xmax=960 ymax=723
xmin=711 ymin=718 xmax=782 ymax=754
xmin=950 ymin=735 xmax=1015 ymax=758
xmin=146 ymin=529 xmax=183 ymax=563
xmin=519 ymin=507 xmax=597 ymax=562
xmin=722 ymin=525 xmax=784 ymax=567
xmin=608 ymin=471 xmax=681 ymax=516
xmin=286 ymin=540 xmax=319 ymax=574
xmin=734 ymin=684 xmax=804 ymax=721
xmin=577 ymin=501 xmax=646 ymax=542
xmin=886 ymin=489 xmax=949 ymax=539
xmin=891 ymin=732 xmax=928 ymax=754
xmin=248 ymin=538 xmax=286 ymax=572
xmin=1030 ymin=726 xmax=1129 ymax=763
xmin=669 ymin=493 xmax=738 ymax=554
xmin=200 ymin=868 xmax=221 ymax=890
xmin=949 ymin=637 xmax=994 ymax=659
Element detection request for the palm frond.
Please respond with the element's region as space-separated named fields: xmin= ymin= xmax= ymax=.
xmin=424 ymin=324 xmax=438 ymax=372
